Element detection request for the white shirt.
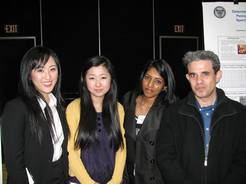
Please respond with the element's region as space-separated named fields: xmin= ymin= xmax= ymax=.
xmin=26 ymin=94 xmax=64 ymax=183
xmin=37 ymin=93 xmax=64 ymax=161
xmin=135 ymin=115 xmax=146 ymax=135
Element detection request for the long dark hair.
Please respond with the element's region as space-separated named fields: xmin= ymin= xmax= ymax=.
xmin=75 ymin=56 xmax=123 ymax=151
xmin=136 ymin=59 xmax=177 ymax=104
xmin=18 ymin=45 xmax=65 ymax=143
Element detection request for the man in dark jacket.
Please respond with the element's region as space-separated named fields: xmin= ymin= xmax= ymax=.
xmin=156 ymin=50 xmax=246 ymax=184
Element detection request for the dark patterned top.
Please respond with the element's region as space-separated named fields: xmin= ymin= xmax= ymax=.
xmin=81 ymin=112 xmax=115 ymax=184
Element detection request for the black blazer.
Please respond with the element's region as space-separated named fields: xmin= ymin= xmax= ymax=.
xmin=1 ymin=97 xmax=69 ymax=184
xmin=122 ymin=91 xmax=167 ymax=184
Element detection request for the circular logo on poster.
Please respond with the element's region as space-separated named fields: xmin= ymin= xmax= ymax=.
xmin=214 ymin=6 xmax=226 ymax=18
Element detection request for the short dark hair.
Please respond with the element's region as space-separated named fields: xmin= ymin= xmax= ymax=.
xmin=182 ymin=50 xmax=220 ymax=73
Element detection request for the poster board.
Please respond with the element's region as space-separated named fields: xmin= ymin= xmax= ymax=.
xmin=202 ymin=2 xmax=246 ymax=104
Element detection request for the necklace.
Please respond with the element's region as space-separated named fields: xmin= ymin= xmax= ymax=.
xmin=135 ymin=95 xmax=154 ymax=116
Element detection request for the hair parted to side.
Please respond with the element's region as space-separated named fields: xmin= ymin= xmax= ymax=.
xmin=19 ymin=45 xmax=65 ymax=144
xmin=19 ymin=46 xmax=62 ymax=100
xmin=137 ymin=59 xmax=177 ymax=104
xmin=76 ymin=55 xmax=123 ymax=151
xmin=182 ymin=50 xmax=221 ymax=73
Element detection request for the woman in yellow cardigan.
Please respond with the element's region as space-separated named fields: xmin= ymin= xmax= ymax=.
xmin=66 ymin=56 xmax=126 ymax=184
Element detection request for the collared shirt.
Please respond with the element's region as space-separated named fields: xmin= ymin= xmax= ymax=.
xmin=199 ymin=106 xmax=215 ymax=143
xmin=26 ymin=94 xmax=64 ymax=184
xmin=37 ymin=93 xmax=64 ymax=162
xmin=197 ymin=103 xmax=216 ymax=163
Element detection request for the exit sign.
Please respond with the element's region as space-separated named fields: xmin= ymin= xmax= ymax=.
xmin=4 ymin=24 xmax=18 ymax=33
xmin=174 ymin=25 xmax=184 ymax=33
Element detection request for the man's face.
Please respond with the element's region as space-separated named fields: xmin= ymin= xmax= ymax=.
xmin=186 ymin=60 xmax=222 ymax=105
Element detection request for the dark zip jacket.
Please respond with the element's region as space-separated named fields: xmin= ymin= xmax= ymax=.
xmin=156 ymin=88 xmax=246 ymax=184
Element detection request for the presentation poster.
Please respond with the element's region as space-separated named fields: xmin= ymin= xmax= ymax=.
xmin=202 ymin=2 xmax=246 ymax=104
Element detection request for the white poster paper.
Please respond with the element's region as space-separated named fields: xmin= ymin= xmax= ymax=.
xmin=202 ymin=2 xmax=246 ymax=104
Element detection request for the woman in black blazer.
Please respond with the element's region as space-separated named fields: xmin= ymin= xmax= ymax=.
xmin=121 ymin=59 xmax=177 ymax=184
xmin=1 ymin=46 xmax=69 ymax=184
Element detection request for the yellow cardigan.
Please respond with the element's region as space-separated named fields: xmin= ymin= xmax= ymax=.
xmin=66 ymin=98 xmax=126 ymax=184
